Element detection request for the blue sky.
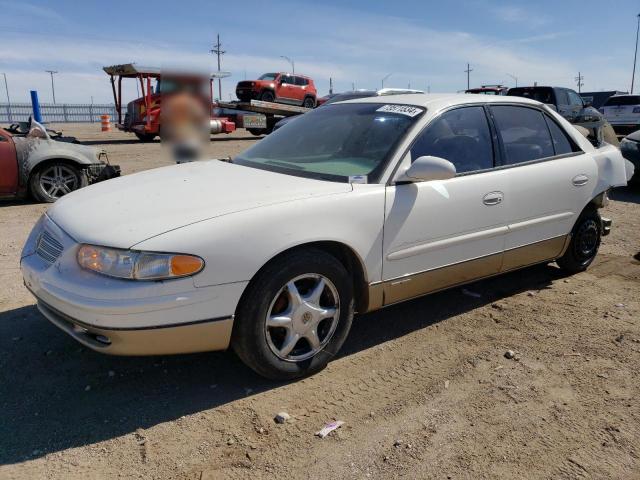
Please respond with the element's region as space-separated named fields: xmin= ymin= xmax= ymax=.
xmin=0 ymin=0 xmax=638 ymax=104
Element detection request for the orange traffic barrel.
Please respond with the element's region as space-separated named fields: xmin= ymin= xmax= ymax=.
xmin=100 ymin=115 xmax=111 ymax=132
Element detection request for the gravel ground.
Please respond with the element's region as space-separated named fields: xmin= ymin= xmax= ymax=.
xmin=1 ymin=124 xmax=639 ymax=480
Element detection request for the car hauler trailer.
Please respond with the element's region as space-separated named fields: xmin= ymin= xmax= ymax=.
xmin=104 ymin=63 xmax=312 ymax=140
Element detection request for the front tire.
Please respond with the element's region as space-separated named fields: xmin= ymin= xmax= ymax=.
xmin=232 ymin=248 xmax=354 ymax=380
xmin=556 ymin=208 xmax=602 ymax=274
xmin=260 ymin=90 xmax=275 ymax=103
xmin=29 ymin=162 xmax=88 ymax=203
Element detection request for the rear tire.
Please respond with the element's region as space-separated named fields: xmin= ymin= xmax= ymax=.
xmin=232 ymin=248 xmax=354 ymax=380
xmin=556 ymin=208 xmax=602 ymax=274
xmin=260 ymin=90 xmax=275 ymax=103
xmin=247 ymin=128 xmax=264 ymax=136
xmin=303 ymin=96 xmax=316 ymax=109
xmin=29 ymin=162 xmax=88 ymax=203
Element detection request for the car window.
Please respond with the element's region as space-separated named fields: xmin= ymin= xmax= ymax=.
xmin=295 ymin=77 xmax=308 ymax=86
xmin=281 ymin=75 xmax=293 ymax=84
xmin=567 ymin=90 xmax=584 ymax=107
xmin=508 ymin=87 xmax=554 ymax=104
xmin=544 ymin=115 xmax=578 ymax=155
xmin=410 ymin=106 xmax=494 ymax=174
xmin=555 ymin=89 xmax=569 ymax=105
xmin=491 ymin=106 xmax=554 ymax=165
xmin=258 ymin=73 xmax=278 ymax=81
xmin=603 ymin=95 xmax=640 ymax=106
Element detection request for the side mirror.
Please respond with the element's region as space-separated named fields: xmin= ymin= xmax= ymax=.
xmin=401 ymin=155 xmax=457 ymax=182
xmin=583 ymin=101 xmax=592 ymax=108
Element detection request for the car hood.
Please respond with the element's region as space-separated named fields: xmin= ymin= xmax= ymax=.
xmin=47 ymin=160 xmax=352 ymax=249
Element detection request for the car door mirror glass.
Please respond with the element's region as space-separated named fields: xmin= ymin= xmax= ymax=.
xmin=402 ymin=155 xmax=457 ymax=182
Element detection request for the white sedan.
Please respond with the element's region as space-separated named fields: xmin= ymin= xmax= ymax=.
xmin=20 ymin=94 xmax=633 ymax=379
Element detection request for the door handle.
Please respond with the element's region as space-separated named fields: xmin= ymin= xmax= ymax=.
xmin=572 ymin=174 xmax=589 ymax=187
xmin=483 ymin=191 xmax=504 ymax=206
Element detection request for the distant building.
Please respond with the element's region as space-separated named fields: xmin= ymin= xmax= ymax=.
xmin=580 ymin=91 xmax=627 ymax=109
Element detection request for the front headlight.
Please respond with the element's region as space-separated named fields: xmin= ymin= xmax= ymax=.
xmin=77 ymin=245 xmax=204 ymax=280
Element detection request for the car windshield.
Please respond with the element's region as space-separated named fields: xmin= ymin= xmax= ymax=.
xmin=604 ymin=96 xmax=640 ymax=106
xmin=258 ymin=73 xmax=278 ymax=81
xmin=234 ymin=103 xmax=424 ymax=182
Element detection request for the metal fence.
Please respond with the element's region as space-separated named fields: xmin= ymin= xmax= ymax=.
xmin=0 ymin=103 xmax=123 ymax=123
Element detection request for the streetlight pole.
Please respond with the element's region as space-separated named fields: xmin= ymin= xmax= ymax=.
xmin=2 ymin=72 xmax=10 ymax=122
xmin=381 ymin=73 xmax=392 ymax=89
xmin=45 ymin=70 xmax=58 ymax=104
xmin=506 ymin=73 xmax=518 ymax=87
xmin=632 ymin=13 xmax=640 ymax=94
xmin=280 ymin=55 xmax=295 ymax=73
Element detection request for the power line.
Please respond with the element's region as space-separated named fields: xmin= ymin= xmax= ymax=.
xmin=210 ymin=34 xmax=226 ymax=100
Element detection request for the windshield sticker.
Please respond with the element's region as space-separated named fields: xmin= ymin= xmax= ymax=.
xmin=349 ymin=175 xmax=368 ymax=184
xmin=376 ymin=105 xmax=424 ymax=117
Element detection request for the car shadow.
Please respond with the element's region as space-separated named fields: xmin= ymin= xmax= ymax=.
xmin=0 ymin=262 xmax=565 ymax=465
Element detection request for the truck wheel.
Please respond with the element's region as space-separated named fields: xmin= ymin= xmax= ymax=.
xmin=232 ymin=248 xmax=354 ymax=380
xmin=29 ymin=162 xmax=88 ymax=203
xmin=260 ymin=90 xmax=275 ymax=103
xmin=303 ymin=96 xmax=316 ymax=109
xmin=556 ymin=208 xmax=602 ymax=274
xmin=247 ymin=129 xmax=264 ymax=136
xmin=135 ymin=132 xmax=156 ymax=142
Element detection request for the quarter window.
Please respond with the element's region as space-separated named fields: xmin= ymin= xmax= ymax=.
xmin=410 ymin=106 xmax=494 ymax=174
xmin=492 ymin=106 xmax=554 ymax=165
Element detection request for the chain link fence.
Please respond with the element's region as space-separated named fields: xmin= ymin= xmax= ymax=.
xmin=0 ymin=103 xmax=123 ymax=123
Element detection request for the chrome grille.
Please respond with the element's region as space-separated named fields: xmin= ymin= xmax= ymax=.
xmin=36 ymin=230 xmax=64 ymax=264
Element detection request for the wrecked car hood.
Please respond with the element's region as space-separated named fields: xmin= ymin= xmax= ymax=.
xmin=47 ymin=160 xmax=352 ymax=249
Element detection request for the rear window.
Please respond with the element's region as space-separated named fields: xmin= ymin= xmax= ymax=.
xmin=603 ymin=96 xmax=640 ymax=106
xmin=508 ymin=87 xmax=554 ymax=104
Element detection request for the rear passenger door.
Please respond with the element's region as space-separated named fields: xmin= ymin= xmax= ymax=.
xmin=489 ymin=105 xmax=597 ymax=271
xmin=278 ymin=74 xmax=296 ymax=102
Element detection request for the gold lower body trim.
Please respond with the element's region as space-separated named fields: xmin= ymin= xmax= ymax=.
xmin=366 ymin=235 xmax=569 ymax=311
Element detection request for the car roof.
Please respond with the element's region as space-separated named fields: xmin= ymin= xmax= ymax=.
xmin=336 ymin=93 xmax=543 ymax=110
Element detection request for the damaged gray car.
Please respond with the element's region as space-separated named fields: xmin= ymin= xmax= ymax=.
xmin=0 ymin=119 xmax=120 ymax=203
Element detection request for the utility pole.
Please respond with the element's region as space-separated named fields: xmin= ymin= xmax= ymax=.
xmin=506 ymin=73 xmax=518 ymax=87
xmin=575 ymin=72 xmax=584 ymax=93
xmin=464 ymin=63 xmax=473 ymax=90
xmin=45 ymin=70 xmax=58 ymax=104
xmin=632 ymin=13 xmax=640 ymax=94
xmin=351 ymin=82 xmax=355 ymax=91
xmin=210 ymin=34 xmax=225 ymax=100
xmin=329 ymin=77 xmax=333 ymax=94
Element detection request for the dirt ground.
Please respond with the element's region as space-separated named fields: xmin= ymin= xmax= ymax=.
xmin=1 ymin=124 xmax=639 ymax=480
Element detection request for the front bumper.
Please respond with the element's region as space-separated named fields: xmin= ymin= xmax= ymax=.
xmin=20 ymin=214 xmax=247 ymax=355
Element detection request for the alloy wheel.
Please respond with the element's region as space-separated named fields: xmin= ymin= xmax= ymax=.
xmin=265 ymin=273 xmax=340 ymax=362
xmin=39 ymin=165 xmax=78 ymax=198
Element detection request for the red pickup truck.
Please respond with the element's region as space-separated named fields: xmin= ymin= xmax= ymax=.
xmin=236 ymin=73 xmax=317 ymax=108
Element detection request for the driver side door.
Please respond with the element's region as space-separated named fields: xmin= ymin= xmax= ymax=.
xmin=381 ymin=106 xmax=508 ymax=305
